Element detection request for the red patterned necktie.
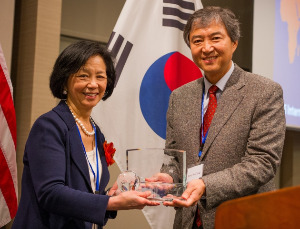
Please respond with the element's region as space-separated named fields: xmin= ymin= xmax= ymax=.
xmin=196 ymin=207 xmax=202 ymax=227
xmin=196 ymin=85 xmax=218 ymax=228
xmin=203 ymin=85 xmax=218 ymax=136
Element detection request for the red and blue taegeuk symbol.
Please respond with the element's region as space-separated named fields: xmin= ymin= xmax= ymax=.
xmin=139 ymin=51 xmax=203 ymax=139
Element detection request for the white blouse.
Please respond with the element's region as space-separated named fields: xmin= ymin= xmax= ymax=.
xmin=86 ymin=147 xmax=102 ymax=193
xmin=86 ymin=147 xmax=102 ymax=229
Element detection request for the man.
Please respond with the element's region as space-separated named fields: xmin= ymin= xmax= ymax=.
xmin=161 ymin=6 xmax=286 ymax=229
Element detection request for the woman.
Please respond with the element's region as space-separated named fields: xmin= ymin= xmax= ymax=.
xmin=12 ymin=40 xmax=158 ymax=229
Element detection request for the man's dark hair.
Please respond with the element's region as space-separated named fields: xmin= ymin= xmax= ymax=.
xmin=183 ymin=6 xmax=241 ymax=47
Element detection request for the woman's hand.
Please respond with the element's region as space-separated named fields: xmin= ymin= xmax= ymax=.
xmin=107 ymin=181 xmax=119 ymax=196
xmin=107 ymin=191 xmax=160 ymax=210
xmin=163 ymin=179 xmax=205 ymax=207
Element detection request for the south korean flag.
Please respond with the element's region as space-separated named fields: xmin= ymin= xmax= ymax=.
xmin=94 ymin=1 xmax=203 ymax=228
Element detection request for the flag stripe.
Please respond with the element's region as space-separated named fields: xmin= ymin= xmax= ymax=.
xmin=0 ymin=147 xmax=17 ymax=218
xmin=163 ymin=7 xmax=191 ymax=20
xmin=163 ymin=0 xmax=195 ymax=10
xmin=0 ymin=194 xmax=10 ymax=226
xmin=107 ymin=31 xmax=116 ymax=49
xmin=110 ymin=34 xmax=124 ymax=58
xmin=115 ymin=41 xmax=133 ymax=86
xmin=0 ymin=44 xmax=18 ymax=227
xmin=0 ymin=66 xmax=17 ymax=147
xmin=162 ymin=18 xmax=185 ymax=30
xmin=0 ymin=107 xmax=16 ymax=175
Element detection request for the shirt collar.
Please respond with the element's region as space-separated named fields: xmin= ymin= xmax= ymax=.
xmin=203 ymin=61 xmax=234 ymax=94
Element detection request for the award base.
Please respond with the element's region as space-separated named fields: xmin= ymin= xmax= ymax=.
xmin=138 ymin=182 xmax=185 ymax=202
xmin=116 ymin=148 xmax=187 ymax=202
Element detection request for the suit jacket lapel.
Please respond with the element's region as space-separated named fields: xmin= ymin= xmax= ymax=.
xmin=187 ymin=78 xmax=205 ymax=162
xmin=54 ymin=101 xmax=93 ymax=192
xmin=97 ymin=129 xmax=109 ymax=194
xmin=69 ymin=126 xmax=93 ymax=192
xmin=200 ymin=66 xmax=246 ymax=159
xmin=70 ymin=125 xmax=109 ymax=194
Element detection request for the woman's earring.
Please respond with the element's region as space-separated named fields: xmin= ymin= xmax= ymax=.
xmin=63 ymin=90 xmax=67 ymax=95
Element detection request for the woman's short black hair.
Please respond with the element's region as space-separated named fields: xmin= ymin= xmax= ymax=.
xmin=50 ymin=40 xmax=116 ymax=101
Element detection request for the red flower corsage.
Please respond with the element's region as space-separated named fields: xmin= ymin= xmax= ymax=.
xmin=103 ymin=141 xmax=116 ymax=166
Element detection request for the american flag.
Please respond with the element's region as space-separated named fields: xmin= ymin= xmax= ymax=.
xmin=0 ymin=43 xmax=18 ymax=227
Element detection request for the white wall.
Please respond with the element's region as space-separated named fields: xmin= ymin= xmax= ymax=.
xmin=252 ymin=0 xmax=275 ymax=79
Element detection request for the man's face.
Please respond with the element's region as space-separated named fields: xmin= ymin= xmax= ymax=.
xmin=189 ymin=20 xmax=238 ymax=83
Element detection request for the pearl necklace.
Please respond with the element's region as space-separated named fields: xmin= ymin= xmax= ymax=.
xmin=65 ymin=101 xmax=95 ymax=136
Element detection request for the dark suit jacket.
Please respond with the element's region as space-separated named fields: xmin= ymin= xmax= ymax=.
xmin=165 ymin=64 xmax=286 ymax=229
xmin=12 ymin=101 xmax=116 ymax=229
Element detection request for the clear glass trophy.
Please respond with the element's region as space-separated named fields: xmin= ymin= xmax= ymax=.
xmin=117 ymin=148 xmax=186 ymax=202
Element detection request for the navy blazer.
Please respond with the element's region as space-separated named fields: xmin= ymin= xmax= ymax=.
xmin=12 ymin=101 xmax=116 ymax=229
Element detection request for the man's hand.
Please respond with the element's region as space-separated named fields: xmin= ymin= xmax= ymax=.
xmin=163 ymin=179 xmax=205 ymax=207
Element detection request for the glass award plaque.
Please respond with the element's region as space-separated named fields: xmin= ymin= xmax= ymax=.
xmin=117 ymin=148 xmax=186 ymax=202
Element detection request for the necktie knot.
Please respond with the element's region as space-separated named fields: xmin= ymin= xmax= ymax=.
xmin=208 ymin=85 xmax=218 ymax=94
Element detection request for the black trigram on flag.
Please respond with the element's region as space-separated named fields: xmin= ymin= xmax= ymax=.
xmin=162 ymin=0 xmax=196 ymax=31
xmin=107 ymin=31 xmax=133 ymax=86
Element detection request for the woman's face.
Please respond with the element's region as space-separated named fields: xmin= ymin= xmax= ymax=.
xmin=66 ymin=55 xmax=107 ymax=113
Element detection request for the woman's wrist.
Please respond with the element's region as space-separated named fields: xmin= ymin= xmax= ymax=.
xmin=107 ymin=195 xmax=119 ymax=211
